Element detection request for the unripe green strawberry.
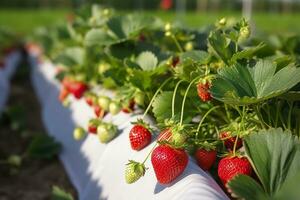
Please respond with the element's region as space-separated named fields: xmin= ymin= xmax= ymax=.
xmin=184 ymin=42 xmax=194 ymax=51
xmin=240 ymin=27 xmax=250 ymax=39
xmin=134 ymin=91 xmax=145 ymax=106
xmin=97 ymin=123 xmax=117 ymax=143
xmin=171 ymin=132 xmax=187 ymax=146
xmin=98 ymin=96 xmax=111 ymax=111
xmin=98 ymin=63 xmax=110 ymax=74
xmin=219 ymin=17 xmax=227 ymax=26
xmin=125 ymin=160 xmax=146 ymax=184
xmin=7 ymin=154 xmax=22 ymax=167
xmin=109 ymin=101 xmax=122 ymax=115
xmin=73 ymin=127 xmax=86 ymax=140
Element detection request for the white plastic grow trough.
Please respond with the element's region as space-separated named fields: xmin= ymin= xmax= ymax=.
xmin=29 ymin=53 xmax=229 ymax=200
xmin=0 ymin=51 xmax=21 ymax=114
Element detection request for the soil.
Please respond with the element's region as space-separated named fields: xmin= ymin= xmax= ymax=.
xmin=0 ymin=51 xmax=77 ymax=200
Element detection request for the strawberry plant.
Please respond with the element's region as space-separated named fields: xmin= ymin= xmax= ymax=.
xmin=31 ymin=5 xmax=300 ymax=198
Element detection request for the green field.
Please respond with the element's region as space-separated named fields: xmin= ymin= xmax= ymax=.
xmin=1 ymin=9 xmax=300 ymax=35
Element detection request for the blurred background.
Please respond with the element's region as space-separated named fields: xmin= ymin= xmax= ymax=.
xmin=1 ymin=0 xmax=300 ymax=35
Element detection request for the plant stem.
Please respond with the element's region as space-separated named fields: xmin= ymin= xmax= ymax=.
xmin=275 ymin=100 xmax=280 ymax=127
xmin=142 ymin=143 xmax=158 ymax=164
xmin=179 ymin=77 xmax=199 ymax=125
xmin=142 ymin=77 xmax=172 ymax=119
xmin=254 ymin=105 xmax=265 ymax=129
xmin=196 ymin=106 xmax=220 ymax=139
xmin=172 ymin=80 xmax=184 ymax=118
xmin=287 ymin=101 xmax=294 ymax=130
xmin=141 ymin=128 xmax=173 ymax=164
xmin=171 ymin=35 xmax=184 ymax=53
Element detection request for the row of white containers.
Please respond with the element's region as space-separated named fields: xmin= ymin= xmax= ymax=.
xmin=0 ymin=52 xmax=21 ymax=114
xmin=29 ymin=53 xmax=229 ymax=200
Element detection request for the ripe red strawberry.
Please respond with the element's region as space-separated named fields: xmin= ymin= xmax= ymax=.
xmin=197 ymin=82 xmax=212 ymax=102
xmin=151 ymin=145 xmax=188 ymax=184
xmin=195 ymin=148 xmax=217 ymax=171
xmin=218 ymin=156 xmax=252 ymax=186
xmin=122 ymin=100 xmax=135 ymax=113
xmin=62 ymin=77 xmax=72 ymax=89
xmin=88 ymin=125 xmax=97 ymax=134
xmin=157 ymin=128 xmax=172 ymax=142
xmin=59 ymin=87 xmax=69 ymax=102
xmin=220 ymin=131 xmax=243 ymax=150
xmin=94 ymin=105 xmax=102 ymax=118
xmin=68 ymin=82 xmax=88 ymax=99
xmin=85 ymin=96 xmax=94 ymax=107
xmin=129 ymin=123 xmax=152 ymax=151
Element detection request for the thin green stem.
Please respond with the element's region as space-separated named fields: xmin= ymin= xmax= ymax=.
xmin=171 ymin=35 xmax=184 ymax=53
xmin=172 ymin=80 xmax=184 ymax=118
xmin=275 ymin=100 xmax=280 ymax=127
xmin=142 ymin=77 xmax=172 ymax=119
xmin=141 ymin=128 xmax=173 ymax=164
xmin=142 ymin=143 xmax=158 ymax=164
xmin=287 ymin=101 xmax=294 ymax=130
xmin=232 ymin=135 xmax=239 ymax=157
xmin=196 ymin=106 xmax=220 ymax=139
xmin=179 ymin=78 xmax=199 ymax=125
xmin=224 ymin=104 xmax=232 ymax=122
xmin=254 ymin=105 xmax=265 ymax=129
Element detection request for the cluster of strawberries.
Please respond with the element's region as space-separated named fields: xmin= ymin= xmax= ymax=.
xmin=124 ymin=85 xmax=252 ymax=191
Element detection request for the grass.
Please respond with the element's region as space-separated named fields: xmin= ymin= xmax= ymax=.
xmin=0 ymin=9 xmax=71 ymax=35
xmin=1 ymin=9 xmax=300 ymax=35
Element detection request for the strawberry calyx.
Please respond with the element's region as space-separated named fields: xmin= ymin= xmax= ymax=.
xmin=125 ymin=160 xmax=147 ymax=184
xmin=195 ymin=140 xmax=218 ymax=151
xmin=219 ymin=150 xmax=245 ymax=159
xmin=131 ymin=118 xmax=153 ymax=133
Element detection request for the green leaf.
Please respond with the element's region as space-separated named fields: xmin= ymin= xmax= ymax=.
xmin=52 ymin=186 xmax=74 ymax=200
xmin=243 ymin=128 xmax=300 ymax=196
xmin=180 ymin=50 xmax=210 ymax=64
xmin=84 ymin=28 xmax=118 ymax=47
xmin=129 ymin=70 xmax=152 ymax=91
xmin=231 ymin=43 xmax=265 ymax=62
xmin=211 ymin=60 xmax=300 ymax=105
xmin=275 ymin=172 xmax=300 ymax=200
xmin=27 ymin=135 xmax=61 ymax=159
xmin=227 ymin=175 xmax=268 ymax=200
xmin=152 ymin=91 xmax=196 ymax=124
xmin=107 ymin=15 xmax=152 ymax=40
xmin=208 ymin=31 xmax=234 ymax=65
xmin=54 ymin=47 xmax=84 ymax=67
xmin=136 ymin=51 xmax=158 ymax=71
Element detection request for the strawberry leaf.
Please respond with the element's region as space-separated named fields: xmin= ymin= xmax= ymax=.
xmin=244 ymin=128 xmax=300 ymax=196
xmin=228 ymin=128 xmax=300 ymax=199
xmin=27 ymin=135 xmax=61 ymax=159
xmin=136 ymin=51 xmax=158 ymax=71
xmin=180 ymin=50 xmax=211 ymax=64
xmin=107 ymin=15 xmax=152 ymax=41
xmin=52 ymin=186 xmax=74 ymax=200
xmin=84 ymin=28 xmax=119 ymax=47
xmin=208 ymin=30 xmax=234 ymax=65
xmin=54 ymin=47 xmax=84 ymax=67
xmin=231 ymin=43 xmax=265 ymax=62
xmin=210 ymin=60 xmax=300 ymax=105
xmin=227 ymin=175 xmax=268 ymax=200
xmin=152 ymin=91 xmax=196 ymax=124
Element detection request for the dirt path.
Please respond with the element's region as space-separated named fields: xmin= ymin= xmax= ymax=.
xmin=0 ymin=50 xmax=77 ymax=200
